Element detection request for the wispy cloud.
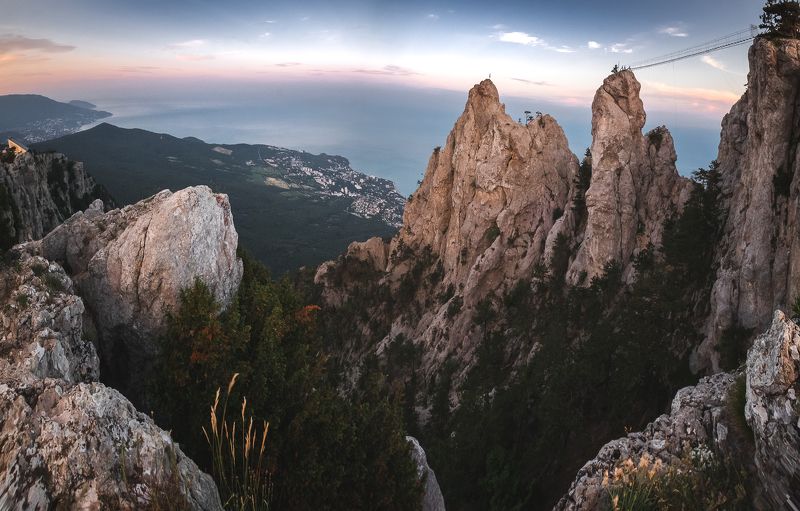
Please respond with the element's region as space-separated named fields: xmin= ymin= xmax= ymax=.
xmin=353 ymin=64 xmax=419 ymax=76
xmin=274 ymin=62 xmax=302 ymax=67
xmin=262 ymin=20 xmax=276 ymax=24
xmin=498 ymin=31 xmax=542 ymax=46
xmin=587 ymin=41 xmax=601 ymax=49
xmin=116 ymin=65 xmax=162 ymax=74
xmin=609 ymin=43 xmax=633 ymax=54
xmin=176 ymin=53 xmax=215 ymax=61
xmin=259 ymin=32 xmax=271 ymax=38
xmin=512 ymin=77 xmax=549 ymax=86
xmin=491 ymin=24 xmax=507 ymax=30
xmin=660 ymin=25 xmax=688 ymax=37
xmin=643 ymin=80 xmax=740 ymax=112
xmin=426 ymin=13 xmax=439 ymax=20
xmin=168 ymin=39 xmax=207 ymax=49
xmin=0 ymin=34 xmax=74 ymax=54
xmin=701 ymin=55 xmax=725 ymax=71
xmin=496 ymin=31 xmax=575 ymax=53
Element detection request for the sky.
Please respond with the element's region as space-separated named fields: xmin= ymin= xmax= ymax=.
xmin=0 ymin=0 xmax=763 ymax=192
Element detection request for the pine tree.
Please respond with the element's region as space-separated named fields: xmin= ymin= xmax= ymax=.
xmin=761 ymin=0 xmax=800 ymax=38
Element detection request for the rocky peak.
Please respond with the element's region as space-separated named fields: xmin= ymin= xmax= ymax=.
xmin=699 ymin=36 xmax=800 ymax=371
xmin=567 ymin=70 xmax=690 ymax=284
xmin=23 ymin=185 xmax=243 ymax=405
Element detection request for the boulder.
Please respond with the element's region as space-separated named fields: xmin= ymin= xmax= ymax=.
xmin=25 ymin=186 xmax=243 ymax=403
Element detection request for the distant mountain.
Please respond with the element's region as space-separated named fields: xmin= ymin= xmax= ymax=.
xmin=68 ymin=100 xmax=97 ymax=110
xmin=0 ymin=94 xmax=111 ymax=143
xmin=34 ymin=123 xmax=405 ymax=274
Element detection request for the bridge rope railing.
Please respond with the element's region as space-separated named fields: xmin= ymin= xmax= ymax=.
xmin=627 ymin=26 xmax=759 ymax=71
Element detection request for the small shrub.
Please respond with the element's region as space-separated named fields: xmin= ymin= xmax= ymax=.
xmin=44 ymin=273 xmax=66 ymax=293
xmin=118 ymin=442 xmax=191 ymax=510
xmin=447 ymin=296 xmax=463 ymax=318
xmin=484 ymin=223 xmax=501 ymax=243
xmin=15 ymin=293 xmax=29 ymax=308
xmin=728 ymin=374 xmax=754 ymax=444
xmin=773 ymin=165 xmax=793 ymax=199
xmin=791 ymin=294 xmax=800 ymax=319
xmin=716 ymin=326 xmax=754 ymax=371
xmin=31 ymin=262 xmax=47 ymax=277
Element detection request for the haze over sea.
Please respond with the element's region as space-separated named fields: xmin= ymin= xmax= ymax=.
xmin=79 ymin=80 xmax=722 ymax=195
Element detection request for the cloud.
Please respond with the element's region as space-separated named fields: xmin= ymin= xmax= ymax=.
xmin=0 ymin=34 xmax=74 ymax=54
xmin=168 ymin=39 xmax=206 ymax=49
xmin=512 ymin=77 xmax=549 ymax=86
xmin=491 ymin=24 xmax=507 ymax=30
xmin=274 ymin=62 xmax=302 ymax=67
xmin=610 ymin=43 xmax=633 ymax=54
xmin=426 ymin=14 xmax=439 ymax=20
xmin=643 ymin=80 xmax=740 ymax=108
xmin=116 ymin=65 xmax=162 ymax=74
xmin=660 ymin=26 xmax=688 ymax=37
xmin=353 ymin=65 xmax=419 ymax=76
xmin=701 ymin=55 xmax=726 ymax=71
xmin=588 ymin=41 xmax=601 ymax=49
xmin=259 ymin=32 xmax=271 ymax=38
xmin=176 ymin=53 xmax=215 ymax=61
xmin=498 ymin=31 xmax=542 ymax=46
xmin=496 ymin=31 xmax=574 ymax=53
xmin=263 ymin=20 xmax=276 ymax=24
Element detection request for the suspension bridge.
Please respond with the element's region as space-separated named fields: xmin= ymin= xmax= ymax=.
xmin=627 ymin=25 xmax=760 ymax=71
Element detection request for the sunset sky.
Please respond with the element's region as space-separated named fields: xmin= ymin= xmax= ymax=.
xmin=0 ymin=0 xmax=763 ymax=191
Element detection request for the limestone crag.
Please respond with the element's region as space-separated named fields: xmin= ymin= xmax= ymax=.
xmin=701 ymin=37 xmax=800 ymax=371
xmin=0 ymin=151 xmax=106 ymax=250
xmin=0 ymin=252 xmax=221 ymax=509
xmin=317 ymin=72 xmax=691 ymax=385
xmin=23 ymin=185 xmax=243 ymax=403
xmin=567 ymin=71 xmax=691 ymax=284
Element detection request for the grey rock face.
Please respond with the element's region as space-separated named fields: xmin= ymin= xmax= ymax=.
xmin=700 ymin=37 xmax=800 ymax=371
xmin=406 ymin=436 xmax=446 ymax=511
xmin=0 ymin=252 xmax=222 ymax=510
xmin=0 ymin=151 xmax=104 ymax=248
xmin=745 ymin=311 xmax=800 ymax=508
xmin=25 ymin=185 xmax=243 ymax=404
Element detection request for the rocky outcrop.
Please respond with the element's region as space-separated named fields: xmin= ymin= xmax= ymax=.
xmin=0 ymin=251 xmax=221 ymax=509
xmin=23 ymin=186 xmax=243 ymax=404
xmin=700 ymin=36 xmax=800 ymax=371
xmin=554 ymin=372 xmax=737 ymax=510
xmin=557 ymin=310 xmax=800 ymax=511
xmin=316 ymin=72 xmax=691 ymax=386
xmin=0 ymin=151 xmax=107 ymax=250
xmin=567 ymin=71 xmax=691 ymax=284
xmin=744 ymin=310 xmax=800 ymax=507
xmin=406 ymin=436 xmax=446 ymax=511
